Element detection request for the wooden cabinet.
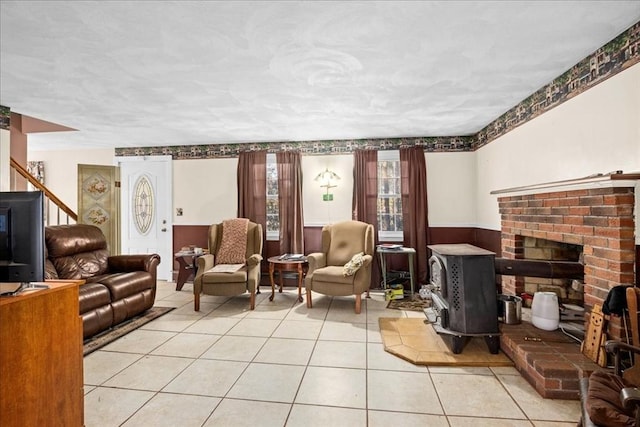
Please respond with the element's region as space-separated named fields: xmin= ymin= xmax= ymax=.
xmin=0 ymin=281 xmax=83 ymax=427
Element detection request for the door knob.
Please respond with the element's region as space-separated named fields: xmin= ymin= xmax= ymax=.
xmin=161 ymin=228 xmax=167 ymax=232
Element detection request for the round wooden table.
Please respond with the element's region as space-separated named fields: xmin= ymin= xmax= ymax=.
xmin=267 ymin=256 xmax=307 ymax=303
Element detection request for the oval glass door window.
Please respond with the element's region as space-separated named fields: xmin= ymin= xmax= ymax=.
xmin=133 ymin=175 xmax=154 ymax=235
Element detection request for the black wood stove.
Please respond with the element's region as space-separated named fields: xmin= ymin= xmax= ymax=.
xmin=425 ymin=244 xmax=500 ymax=354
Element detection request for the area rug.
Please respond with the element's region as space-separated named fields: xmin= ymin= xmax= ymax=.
xmin=83 ymin=306 xmax=174 ymax=356
xmin=379 ymin=317 xmax=513 ymax=367
xmin=386 ymin=295 xmax=432 ymax=312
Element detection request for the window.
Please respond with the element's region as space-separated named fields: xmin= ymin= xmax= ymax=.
xmin=377 ymin=150 xmax=402 ymax=241
xmin=266 ymin=153 xmax=279 ymax=240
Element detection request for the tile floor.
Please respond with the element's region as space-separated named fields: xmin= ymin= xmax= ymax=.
xmin=83 ymin=281 xmax=581 ymax=426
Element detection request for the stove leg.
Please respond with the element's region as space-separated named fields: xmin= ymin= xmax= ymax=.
xmin=485 ymin=335 xmax=500 ymax=354
xmin=450 ymin=335 xmax=467 ymax=354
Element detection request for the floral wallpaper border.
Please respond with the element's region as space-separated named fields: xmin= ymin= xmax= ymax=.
xmin=0 ymin=105 xmax=9 ymax=131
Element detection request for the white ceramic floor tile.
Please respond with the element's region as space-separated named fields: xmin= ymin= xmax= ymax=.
xmin=326 ymin=304 xmax=367 ymax=323
xmin=101 ymin=329 xmax=176 ymax=354
xmin=203 ymin=398 xmax=290 ymax=427
xmin=164 ymin=359 xmax=248 ymax=397
xmin=151 ymin=332 xmax=221 ymax=358
xmin=309 ymin=340 xmax=366 ymax=369
xmin=428 ymin=366 xmax=493 ymax=375
xmin=227 ymin=363 xmax=305 ymax=403
xmin=532 ymin=421 xmax=576 ymax=427
xmin=318 ymin=321 xmax=367 ymax=342
xmin=226 ymin=318 xmax=282 ymax=337
xmin=244 ymin=303 xmax=292 ymax=320
xmin=80 ymin=280 xmax=585 ymax=427
xmin=272 ymin=319 xmax=323 ymax=340
xmin=140 ymin=313 xmax=200 ymax=332
xmin=103 ymin=354 xmax=193 ymax=391
xmin=171 ymin=301 xmax=219 ymax=316
xmin=295 ymin=366 xmax=366 ymax=408
xmin=200 ymin=335 xmax=267 ymax=361
xmin=497 ymin=374 xmax=581 ymax=423
xmin=84 ymin=387 xmax=154 ymax=427
xmin=367 ymin=342 xmax=428 ymax=372
xmin=254 ymin=338 xmax=315 ymax=365
xmin=367 ymin=308 xmax=405 ymax=324
xmin=366 ymin=323 xmax=383 ymax=343
xmin=84 ymin=350 xmax=142 ymax=385
xmin=432 ymin=373 xmax=526 ymax=419
xmin=448 ymin=416 xmax=534 ymax=426
xmin=368 ymin=369 xmax=443 ymax=414
xmin=287 ymin=404 xmax=366 ymax=427
xmin=122 ymin=392 xmax=220 ymax=427
xmin=284 ymin=304 xmax=329 ymax=322
xmin=368 ymin=410 xmax=449 ymax=427
xmin=183 ymin=316 xmax=240 ymax=335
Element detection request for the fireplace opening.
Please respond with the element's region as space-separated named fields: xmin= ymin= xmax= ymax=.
xmin=522 ymin=236 xmax=584 ymax=307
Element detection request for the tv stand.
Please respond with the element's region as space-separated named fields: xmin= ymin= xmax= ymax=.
xmin=0 ymin=281 xmax=84 ymax=426
xmin=0 ymin=281 xmax=49 ymax=296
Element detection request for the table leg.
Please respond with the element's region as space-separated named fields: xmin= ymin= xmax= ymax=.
xmin=175 ymin=256 xmax=191 ymax=291
xmin=379 ymin=252 xmax=387 ymax=289
xmin=408 ymin=253 xmax=415 ymax=296
xmin=297 ymin=263 xmax=303 ymax=303
xmin=269 ymin=262 xmax=275 ymax=301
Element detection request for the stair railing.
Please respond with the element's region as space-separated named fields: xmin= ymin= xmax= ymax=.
xmin=9 ymin=157 xmax=78 ymax=225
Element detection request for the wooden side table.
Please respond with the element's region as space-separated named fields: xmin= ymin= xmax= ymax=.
xmin=267 ymin=255 xmax=307 ymax=303
xmin=174 ymin=252 xmax=199 ymax=291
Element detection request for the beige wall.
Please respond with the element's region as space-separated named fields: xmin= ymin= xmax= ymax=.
xmin=28 ymin=148 xmax=116 ymax=214
xmin=0 ymin=129 xmax=9 ymax=191
xmin=476 ymin=63 xmax=640 ymax=231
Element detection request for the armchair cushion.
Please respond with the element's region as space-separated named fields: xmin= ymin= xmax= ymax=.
xmin=343 ymin=252 xmax=365 ymax=276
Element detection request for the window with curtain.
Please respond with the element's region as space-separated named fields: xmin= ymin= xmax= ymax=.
xmin=377 ymin=150 xmax=402 ymax=241
xmin=266 ymin=153 xmax=279 ymax=240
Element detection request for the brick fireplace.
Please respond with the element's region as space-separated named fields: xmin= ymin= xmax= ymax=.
xmin=493 ymin=176 xmax=637 ymax=399
xmin=498 ymin=182 xmax=636 ymax=337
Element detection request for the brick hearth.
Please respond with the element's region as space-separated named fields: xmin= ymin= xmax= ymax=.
xmin=500 ymin=321 xmax=599 ymax=400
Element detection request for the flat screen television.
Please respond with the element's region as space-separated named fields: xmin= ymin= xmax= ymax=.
xmin=0 ymin=191 xmax=46 ymax=293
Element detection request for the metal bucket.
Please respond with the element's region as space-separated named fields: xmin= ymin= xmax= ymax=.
xmin=498 ymin=294 xmax=522 ymax=325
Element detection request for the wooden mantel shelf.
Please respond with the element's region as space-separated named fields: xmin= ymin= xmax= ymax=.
xmin=490 ymin=171 xmax=640 ymax=196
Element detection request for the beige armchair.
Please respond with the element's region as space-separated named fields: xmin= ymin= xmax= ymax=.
xmin=193 ymin=220 xmax=263 ymax=311
xmin=305 ymin=220 xmax=374 ymax=314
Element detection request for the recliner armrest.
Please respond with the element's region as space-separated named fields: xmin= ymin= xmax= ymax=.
xmin=108 ymin=254 xmax=161 ymax=273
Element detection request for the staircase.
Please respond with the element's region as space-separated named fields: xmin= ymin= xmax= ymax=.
xmin=8 ymin=157 xmax=77 ymax=225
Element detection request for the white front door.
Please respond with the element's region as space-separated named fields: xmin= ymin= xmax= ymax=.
xmin=118 ymin=156 xmax=172 ymax=281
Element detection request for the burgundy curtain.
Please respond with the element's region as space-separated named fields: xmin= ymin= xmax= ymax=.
xmin=400 ymin=146 xmax=429 ymax=284
xmin=276 ymin=151 xmax=304 ymax=254
xmin=352 ymin=149 xmax=380 ymax=289
xmin=237 ymin=150 xmax=267 ymax=238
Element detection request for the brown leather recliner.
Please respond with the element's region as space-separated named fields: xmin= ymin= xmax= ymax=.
xmin=45 ymin=224 xmax=161 ymax=340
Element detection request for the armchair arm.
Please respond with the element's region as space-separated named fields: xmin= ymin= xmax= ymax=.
xmin=194 ymin=254 xmax=215 ymax=284
xmin=108 ymin=254 xmax=161 ymax=273
xmin=246 ymin=254 xmax=263 ymax=267
xmin=604 ymin=341 xmax=640 ymax=376
xmin=306 ymin=252 xmax=326 ymax=274
xmin=621 ymin=387 xmax=640 ymax=409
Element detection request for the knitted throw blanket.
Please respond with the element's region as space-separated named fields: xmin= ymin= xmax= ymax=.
xmin=216 ymin=218 xmax=249 ymax=265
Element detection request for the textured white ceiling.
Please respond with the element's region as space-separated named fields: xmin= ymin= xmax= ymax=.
xmin=1 ymin=1 xmax=639 ymax=151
